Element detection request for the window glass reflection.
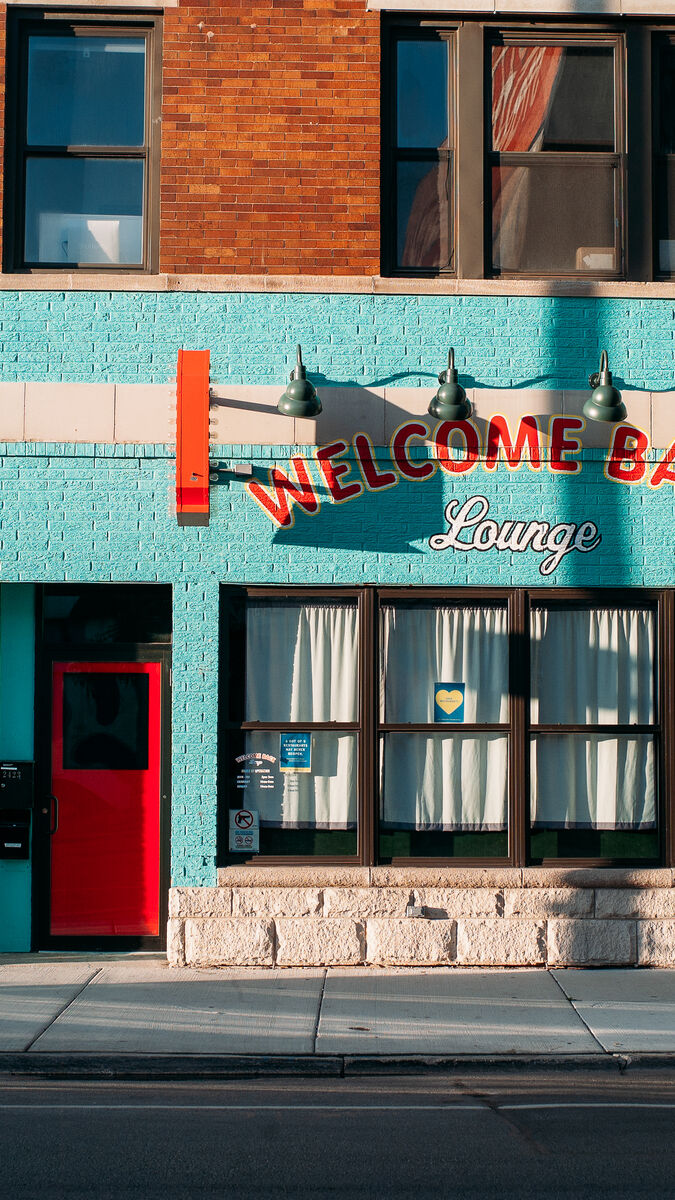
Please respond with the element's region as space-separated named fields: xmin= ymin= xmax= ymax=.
xmin=492 ymin=45 xmax=614 ymax=152
xmin=397 ymin=40 xmax=448 ymax=149
xmin=397 ymin=159 xmax=451 ymax=269
xmin=27 ymin=36 xmax=145 ymax=147
xmin=25 ymin=158 xmax=144 ymax=264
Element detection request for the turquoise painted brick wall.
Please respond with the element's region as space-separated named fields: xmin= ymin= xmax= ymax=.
xmin=0 ymin=584 xmax=35 ymax=951
xmin=0 ymin=442 xmax=673 ymax=886
xmin=0 ymin=291 xmax=674 ymax=389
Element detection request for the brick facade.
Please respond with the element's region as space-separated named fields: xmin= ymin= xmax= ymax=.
xmin=160 ymin=2 xmax=380 ymax=275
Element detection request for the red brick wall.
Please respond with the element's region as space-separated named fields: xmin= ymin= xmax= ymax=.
xmin=160 ymin=1 xmax=380 ymax=275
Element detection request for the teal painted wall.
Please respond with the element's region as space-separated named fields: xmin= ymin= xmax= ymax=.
xmin=0 ymin=584 xmax=35 ymax=951
xmin=0 ymin=291 xmax=673 ymax=390
xmin=0 ymin=442 xmax=672 ymax=887
xmin=0 ymin=286 xmax=673 ymax=895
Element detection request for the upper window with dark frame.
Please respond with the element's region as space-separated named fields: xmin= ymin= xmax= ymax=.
xmin=5 ymin=13 xmax=160 ymax=272
xmin=383 ymin=20 xmax=675 ymax=282
xmin=389 ymin=32 xmax=456 ymax=273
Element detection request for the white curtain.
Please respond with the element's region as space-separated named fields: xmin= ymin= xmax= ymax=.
xmin=530 ymin=608 xmax=656 ymax=829
xmin=246 ymin=602 xmax=358 ymax=723
xmin=530 ymin=607 xmax=654 ymax=725
xmin=243 ymin=602 xmax=358 ymax=828
xmin=381 ymin=733 xmax=508 ymax=831
xmin=531 ymin=735 xmax=655 ymax=829
xmin=380 ymin=605 xmax=509 ymax=723
xmin=379 ymin=605 xmax=509 ymax=830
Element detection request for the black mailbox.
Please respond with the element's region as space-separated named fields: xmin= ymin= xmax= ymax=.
xmin=0 ymin=809 xmax=30 ymax=859
xmin=0 ymin=762 xmax=34 ymax=811
xmin=0 ymin=764 xmax=33 ymax=859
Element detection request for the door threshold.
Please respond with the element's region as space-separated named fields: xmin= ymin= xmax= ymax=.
xmin=0 ymin=950 xmax=167 ymax=963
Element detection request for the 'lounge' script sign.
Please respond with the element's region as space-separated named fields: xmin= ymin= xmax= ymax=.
xmin=429 ymin=495 xmax=601 ymax=577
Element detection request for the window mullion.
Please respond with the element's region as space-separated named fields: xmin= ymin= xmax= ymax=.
xmin=509 ymin=589 xmax=528 ymax=868
xmin=626 ymin=25 xmax=652 ymax=281
xmin=360 ymin=586 xmax=377 ymax=867
xmin=456 ymin=20 xmax=484 ymax=279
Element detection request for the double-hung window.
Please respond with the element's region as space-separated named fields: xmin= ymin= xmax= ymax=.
xmin=384 ymin=19 xmax=675 ymax=281
xmin=220 ymin=587 xmax=673 ymax=867
xmin=5 ymin=14 xmax=159 ymax=271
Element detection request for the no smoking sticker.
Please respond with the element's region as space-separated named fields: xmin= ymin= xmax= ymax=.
xmin=229 ymin=808 xmax=260 ymax=853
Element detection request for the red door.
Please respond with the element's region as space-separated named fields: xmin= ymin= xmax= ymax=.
xmin=49 ymin=661 xmax=162 ymax=937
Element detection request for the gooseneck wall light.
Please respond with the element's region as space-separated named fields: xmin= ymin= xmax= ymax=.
xmin=583 ymin=350 xmax=627 ymax=424
xmin=428 ymin=349 xmax=471 ymax=421
xmin=277 ymin=345 xmax=323 ymax=418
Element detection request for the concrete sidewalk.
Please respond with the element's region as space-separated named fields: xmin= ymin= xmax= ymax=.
xmin=1 ymin=955 xmax=675 ymax=1076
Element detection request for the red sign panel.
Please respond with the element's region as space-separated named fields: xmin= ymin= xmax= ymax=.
xmin=176 ymin=347 xmax=210 ymax=521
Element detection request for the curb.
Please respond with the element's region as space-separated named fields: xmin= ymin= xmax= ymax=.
xmin=2 ymin=1051 xmax=675 ymax=1079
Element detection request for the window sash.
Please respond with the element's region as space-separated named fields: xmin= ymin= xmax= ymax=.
xmin=6 ymin=15 xmax=157 ymax=272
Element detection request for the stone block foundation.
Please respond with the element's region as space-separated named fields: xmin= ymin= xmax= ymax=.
xmin=167 ymin=868 xmax=675 ymax=968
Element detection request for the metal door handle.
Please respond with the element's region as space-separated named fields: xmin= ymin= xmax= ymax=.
xmin=47 ymin=794 xmax=59 ymax=835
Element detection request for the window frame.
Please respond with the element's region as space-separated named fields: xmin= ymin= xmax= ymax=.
xmin=528 ymin=595 xmax=662 ymax=863
xmin=486 ymin=29 xmax=625 ymax=281
xmin=219 ymin=586 xmax=674 ymax=869
xmin=652 ymin=31 xmax=675 ymax=280
xmin=382 ymin=23 xmax=458 ymax=277
xmin=4 ymin=9 xmax=162 ymax=274
xmin=383 ymin=17 xmax=675 ymax=283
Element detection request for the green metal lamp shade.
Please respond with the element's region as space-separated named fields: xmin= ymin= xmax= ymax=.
xmin=428 ymin=349 xmax=471 ymax=421
xmin=278 ymin=345 xmax=322 ymax=418
xmin=583 ymin=351 xmax=627 ymax=424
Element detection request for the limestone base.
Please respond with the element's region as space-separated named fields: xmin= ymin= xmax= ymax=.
xmin=167 ymin=869 xmax=675 ymax=968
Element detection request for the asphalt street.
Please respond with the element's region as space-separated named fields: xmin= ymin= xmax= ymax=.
xmin=1 ymin=1071 xmax=675 ymax=1199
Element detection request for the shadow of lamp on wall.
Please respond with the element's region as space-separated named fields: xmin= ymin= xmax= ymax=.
xmin=210 ymin=344 xmax=324 ymax=483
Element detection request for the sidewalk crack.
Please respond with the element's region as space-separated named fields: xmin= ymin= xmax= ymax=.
xmin=549 ymin=969 xmax=607 ymax=1055
xmin=23 ymin=967 xmax=104 ymax=1053
xmin=312 ymin=969 xmax=327 ymax=1055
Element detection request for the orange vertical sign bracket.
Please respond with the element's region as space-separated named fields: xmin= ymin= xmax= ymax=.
xmin=176 ymin=348 xmax=210 ymax=526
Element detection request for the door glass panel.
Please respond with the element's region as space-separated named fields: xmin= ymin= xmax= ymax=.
xmin=63 ymin=673 xmax=149 ymax=770
xmin=492 ymin=45 xmax=614 ymax=152
xmin=492 ymin=163 xmax=616 ymax=273
xmin=25 ymin=158 xmax=144 ymax=264
xmin=27 ymin=36 xmax=146 ymax=147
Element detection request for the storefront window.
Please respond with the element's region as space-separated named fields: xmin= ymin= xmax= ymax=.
xmin=219 ymin=588 xmax=669 ymax=866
